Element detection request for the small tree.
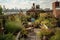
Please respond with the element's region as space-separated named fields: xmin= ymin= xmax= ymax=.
xmin=0 ymin=5 xmax=2 ymax=15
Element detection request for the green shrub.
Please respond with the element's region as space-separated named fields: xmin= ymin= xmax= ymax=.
xmin=50 ymin=28 xmax=60 ymax=40
xmin=5 ymin=21 xmax=23 ymax=33
xmin=40 ymin=29 xmax=52 ymax=36
xmin=0 ymin=33 xmax=15 ymax=40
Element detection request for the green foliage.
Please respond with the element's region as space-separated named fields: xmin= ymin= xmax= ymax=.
xmin=5 ymin=21 xmax=23 ymax=33
xmin=39 ymin=29 xmax=52 ymax=36
xmin=0 ymin=34 xmax=3 ymax=40
xmin=50 ymin=28 xmax=60 ymax=40
xmin=37 ymin=13 xmax=57 ymax=28
xmin=0 ymin=5 xmax=2 ymax=15
xmin=20 ymin=28 xmax=28 ymax=35
xmin=0 ymin=33 xmax=15 ymax=40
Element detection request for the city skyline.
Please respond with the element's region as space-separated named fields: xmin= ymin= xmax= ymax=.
xmin=0 ymin=0 xmax=60 ymax=9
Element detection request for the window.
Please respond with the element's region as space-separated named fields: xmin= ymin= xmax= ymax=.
xmin=55 ymin=2 xmax=60 ymax=8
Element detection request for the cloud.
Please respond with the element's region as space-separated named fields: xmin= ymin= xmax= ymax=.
xmin=0 ymin=0 xmax=59 ymax=9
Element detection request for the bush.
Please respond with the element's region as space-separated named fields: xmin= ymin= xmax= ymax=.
xmin=5 ymin=21 xmax=23 ymax=33
xmin=40 ymin=29 xmax=52 ymax=36
xmin=50 ymin=28 xmax=60 ymax=40
xmin=38 ymin=13 xmax=57 ymax=28
xmin=0 ymin=33 xmax=15 ymax=40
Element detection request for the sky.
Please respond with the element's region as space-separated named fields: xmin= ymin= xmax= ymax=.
xmin=0 ymin=0 xmax=60 ymax=9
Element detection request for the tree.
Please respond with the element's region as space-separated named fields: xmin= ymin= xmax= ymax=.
xmin=0 ymin=5 xmax=2 ymax=15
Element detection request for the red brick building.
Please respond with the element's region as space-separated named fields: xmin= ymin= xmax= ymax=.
xmin=52 ymin=1 xmax=60 ymax=18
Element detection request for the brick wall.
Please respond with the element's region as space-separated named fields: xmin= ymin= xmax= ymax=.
xmin=52 ymin=1 xmax=60 ymax=18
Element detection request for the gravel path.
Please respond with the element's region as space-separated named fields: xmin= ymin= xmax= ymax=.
xmin=26 ymin=28 xmax=41 ymax=40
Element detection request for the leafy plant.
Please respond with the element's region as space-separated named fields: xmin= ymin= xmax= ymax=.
xmin=5 ymin=21 xmax=23 ymax=33
xmin=0 ymin=33 xmax=15 ymax=40
xmin=50 ymin=28 xmax=60 ymax=40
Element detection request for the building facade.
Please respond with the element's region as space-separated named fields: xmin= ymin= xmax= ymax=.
xmin=52 ymin=1 xmax=60 ymax=18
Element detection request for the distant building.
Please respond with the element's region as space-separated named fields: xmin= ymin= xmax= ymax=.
xmin=3 ymin=5 xmax=6 ymax=12
xmin=52 ymin=1 xmax=60 ymax=18
xmin=26 ymin=3 xmax=40 ymax=16
xmin=44 ymin=8 xmax=53 ymax=13
xmin=3 ymin=5 xmax=6 ymax=10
